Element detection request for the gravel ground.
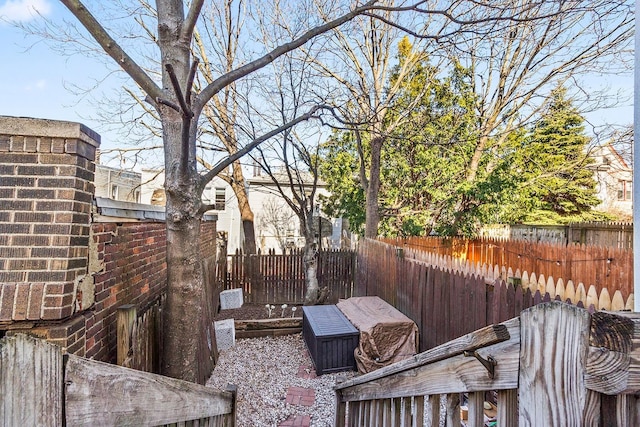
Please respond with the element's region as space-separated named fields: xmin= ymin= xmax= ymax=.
xmin=206 ymin=333 xmax=358 ymax=427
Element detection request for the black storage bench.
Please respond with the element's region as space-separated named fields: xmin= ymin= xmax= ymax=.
xmin=302 ymin=305 xmax=359 ymax=375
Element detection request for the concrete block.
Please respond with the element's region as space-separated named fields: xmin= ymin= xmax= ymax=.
xmin=220 ymin=288 xmax=243 ymax=310
xmin=215 ymin=318 xmax=235 ymax=351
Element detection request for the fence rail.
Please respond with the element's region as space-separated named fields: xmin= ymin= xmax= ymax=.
xmin=217 ymin=249 xmax=356 ymax=304
xmin=1 ymin=334 xmax=236 ymax=427
xmin=334 ymin=302 xmax=640 ymax=426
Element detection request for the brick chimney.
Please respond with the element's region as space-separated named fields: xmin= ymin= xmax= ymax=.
xmin=0 ymin=116 xmax=100 ymax=322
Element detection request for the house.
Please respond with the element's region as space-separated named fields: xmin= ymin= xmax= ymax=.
xmin=140 ymin=168 xmax=345 ymax=254
xmin=590 ymin=143 xmax=632 ymax=220
xmin=94 ymin=164 xmax=142 ymax=203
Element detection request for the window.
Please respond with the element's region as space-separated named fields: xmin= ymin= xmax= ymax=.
xmin=110 ymin=184 xmax=119 ymax=200
xmin=134 ymin=190 xmax=141 ymax=203
xmin=618 ymin=180 xmax=632 ymax=201
xmin=215 ymin=187 xmax=226 ymax=210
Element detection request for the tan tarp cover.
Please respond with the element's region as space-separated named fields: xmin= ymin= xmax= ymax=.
xmin=337 ymin=296 xmax=418 ymax=374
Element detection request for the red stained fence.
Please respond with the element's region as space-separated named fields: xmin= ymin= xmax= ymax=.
xmin=381 ymin=236 xmax=633 ymax=301
xmin=358 ymin=239 xmax=630 ymax=352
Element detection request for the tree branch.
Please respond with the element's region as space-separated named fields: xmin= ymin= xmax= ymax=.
xmin=59 ymin=0 xmax=162 ymax=101
xmin=185 ymin=58 xmax=199 ymax=106
xmin=181 ymin=0 xmax=205 ymax=42
xmin=165 ymin=63 xmax=193 ymax=118
xmin=200 ymin=105 xmax=326 ymax=185
xmin=195 ymin=0 xmax=379 ymax=110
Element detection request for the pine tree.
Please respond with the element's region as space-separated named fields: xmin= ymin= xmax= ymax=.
xmin=504 ymin=86 xmax=601 ymax=224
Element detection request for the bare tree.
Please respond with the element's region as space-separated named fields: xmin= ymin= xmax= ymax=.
xmin=57 ymin=0 xmax=399 ymax=382
xmin=313 ymin=0 xmax=632 ymax=237
xmin=448 ymin=0 xmax=632 ymax=230
xmin=252 ymin=49 xmax=330 ymax=304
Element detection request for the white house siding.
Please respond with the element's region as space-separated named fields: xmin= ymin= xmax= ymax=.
xmin=95 ymin=165 xmax=141 ymax=202
xmin=591 ymin=144 xmax=633 ymax=220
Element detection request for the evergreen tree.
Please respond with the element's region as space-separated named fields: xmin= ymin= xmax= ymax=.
xmin=500 ymin=86 xmax=601 ymax=224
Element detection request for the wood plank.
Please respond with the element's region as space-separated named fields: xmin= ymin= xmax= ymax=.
xmin=335 ymin=319 xmax=520 ymax=401
xmin=64 ymin=355 xmax=233 ymax=426
xmin=518 ymin=302 xmax=591 ymax=425
xmin=496 ymin=389 xmax=517 ymax=427
xmin=585 ymin=310 xmax=640 ymax=394
xmin=1 ymin=334 xmax=63 ymax=427
xmin=336 ymin=320 xmax=512 ymax=392
xmin=117 ymin=305 xmax=137 ymax=366
xmin=424 ymin=395 xmax=441 ymax=426
xmin=412 ymin=395 xmax=424 ymax=427
xmin=466 ymin=392 xmax=484 ymax=427
xmin=444 ymin=393 xmax=461 ymax=427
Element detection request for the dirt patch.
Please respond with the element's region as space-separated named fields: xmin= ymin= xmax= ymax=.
xmin=214 ymin=303 xmax=303 ymax=321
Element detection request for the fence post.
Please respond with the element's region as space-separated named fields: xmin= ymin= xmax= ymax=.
xmin=518 ymin=302 xmax=590 ymax=425
xmin=117 ymin=304 xmax=137 ymax=366
xmin=225 ymin=383 xmax=238 ymax=426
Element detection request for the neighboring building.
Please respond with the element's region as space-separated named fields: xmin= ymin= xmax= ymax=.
xmin=590 ymin=143 xmax=633 ymax=220
xmin=140 ymin=168 xmax=345 ymax=254
xmin=95 ymin=164 xmax=142 ymax=203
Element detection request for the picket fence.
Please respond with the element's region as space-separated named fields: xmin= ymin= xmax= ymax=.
xmin=117 ymin=298 xmax=163 ymax=373
xmin=382 ymin=236 xmax=634 ymax=302
xmin=359 ymin=239 xmax=634 ymax=352
xmin=217 ymin=249 xmax=356 ymax=304
xmin=480 ymin=221 xmax=634 ymax=249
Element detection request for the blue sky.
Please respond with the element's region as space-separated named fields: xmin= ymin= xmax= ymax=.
xmin=0 ymin=0 xmax=635 ymax=160
xmin=0 ymin=0 xmax=126 ymax=152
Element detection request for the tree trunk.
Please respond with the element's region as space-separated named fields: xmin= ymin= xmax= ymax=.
xmin=160 ymin=115 xmax=212 ymax=383
xmin=302 ymin=214 xmax=328 ymax=305
xmin=302 ymin=240 xmax=319 ymax=305
xmin=364 ymin=136 xmax=384 ymax=239
xmin=226 ymin=160 xmax=256 ymax=255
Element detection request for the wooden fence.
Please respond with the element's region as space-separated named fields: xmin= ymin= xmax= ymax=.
xmin=334 ymin=302 xmax=640 ymax=426
xmin=117 ymin=297 xmax=164 ymax=373
xmin=381 ymin=235 xmax=634 ymax=301
xmin=0 ymin=334 xmax=236 ymax=427
xmin=479 ymin=222 xmax=634 ymax=249
xmin=217 ymin=249 xmax=356 ymax=304
xmin=358 ymin=239 xmax=634 ymax=352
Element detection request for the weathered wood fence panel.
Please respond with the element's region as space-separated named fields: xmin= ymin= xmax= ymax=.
xmin=117 ymin=298 xmax=163 ymax=373
xmin=217 ymin=249 xmax=356 ymax=304
xmin=1 ymin=334 xmax=236 ymax=427
xmin=334 ymin=302 xmax=640 ymax=426
xmin=0 ymin=334 xmax=63 ymax=427
xmin=480 ymin=222 xmax=634 ymax=249
xmin=65 ymin=355 xmax=234 ymax=426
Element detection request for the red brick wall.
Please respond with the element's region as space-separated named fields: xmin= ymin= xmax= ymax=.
xmin=0 ymin=117 xmax=218 ymax=367
xmin=26 ymin=220 xmax=216 ymax=364
xmin=85 ymin=221 xmax=167 ymax=361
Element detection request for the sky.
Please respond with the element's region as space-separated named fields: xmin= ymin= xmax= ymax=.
xmin=0 ymin=0 xmax=127 ymax=154
xmin=0 ymin=0 xmax=635 ymax=165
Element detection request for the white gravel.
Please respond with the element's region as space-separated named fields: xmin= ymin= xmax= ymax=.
xmin=207 ymin=333 xmax=359 ymax=427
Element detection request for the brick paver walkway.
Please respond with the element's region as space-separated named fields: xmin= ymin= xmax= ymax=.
xmin=285 ymin=386 xmax=315 ymax=406
xmin=279 ymin=414 xmax=311 ymax=427
xmin=277 ymin=363 xmax=318 ymax=427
